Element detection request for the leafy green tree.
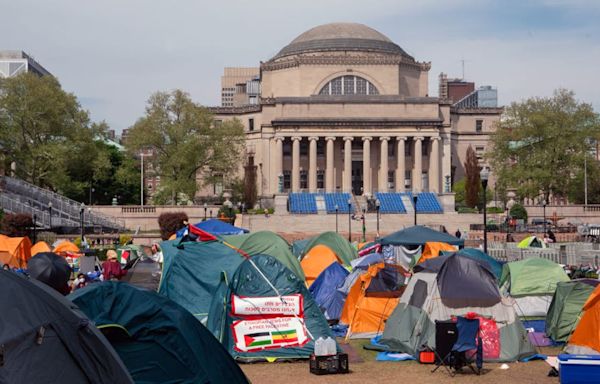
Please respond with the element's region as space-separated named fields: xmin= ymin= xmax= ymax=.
xmin=568 ymin=157 xmax=600 ymax=204
xmin=464 ymin=146 xmax=480 ymax=208
xmin=125 ymin=90 xmax=245 ymax=204
xmin=509 ymin=203 xmax=528 ymax=221
xmin=489 ymin=89 xmax=600 ymax=200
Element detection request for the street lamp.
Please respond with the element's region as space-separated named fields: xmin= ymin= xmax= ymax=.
xmin=80 ymin=203 xmax=85 ymax=245
xmin=335 ymin=204 xmax=339 ymax=234
xmin=375 ymin=199 xmax=381 ymax=239
xmin=32 ymin=213 xmax=37 ymax=244
xmin=480 ymin=167 xmax=490 ymax=254
xmin=48 ymin=202 xmax=53 ymax=229
xmin=412 ymin=195 xmax=418 ymax=226
xmin=543 ymin=198 xmax=547 ymax=235
xmin=347 ymin=198 xmax=352 ymax=242
xmin=203 ymin=203 xmax=208 ymax=221
xmin=362 ymin=208 xmax=366 ymax=242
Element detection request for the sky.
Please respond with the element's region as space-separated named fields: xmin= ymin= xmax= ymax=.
xmin=3 ymin=0 xmax=599 ymax=133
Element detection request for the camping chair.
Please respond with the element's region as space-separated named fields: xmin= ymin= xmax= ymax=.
xmin=432 ymin=317 xmax=482 ymax=376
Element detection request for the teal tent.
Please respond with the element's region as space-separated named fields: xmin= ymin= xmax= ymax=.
xmin=159 ymin=240 xmax=245 ymax=323
xmin=207 ymin=254 xmax=336 ymax=362
xmin=291 ymin=238 xmax=312 ymax=259
xmin=70 ymin=282 xmax=249 ymax=384
xmin=379 ymin=225 xmax=464 ymax=247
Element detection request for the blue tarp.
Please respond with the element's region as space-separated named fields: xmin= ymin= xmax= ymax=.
xmin=309 ymin=262 xmax=349 ymax=321
xmin=176 ymin=219 xmax=249 ymax=237
xmin=351 ymin=253 xmax=384 ymax=269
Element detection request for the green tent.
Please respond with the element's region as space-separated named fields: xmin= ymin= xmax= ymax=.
xmin=207 ymin=254 xmax=336 ymax=362
xmin=517 ymin=236 xmax=547 ymax=248
xmin=300 ymin=231 xmax=357 ymax=265
xmin=291 ymin=238 xmax=312 ymax=259
xmin=379 ymin=225 xmax=464 ymax=247
xmin=223 ymin=231 xmax=305 ymax=280
xmin=70 ymin=282 xmax=249 ymax=384
xmin=159 ymin=240 xmax=245 ymax=323
xmin=546 ymin=279 xmax=600 ymax=342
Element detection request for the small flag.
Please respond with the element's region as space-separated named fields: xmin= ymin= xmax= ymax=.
xmin=244 ymin=332 xmax=271 ymax=347
xmin=271 ymin=329 xmax=298 ymax=344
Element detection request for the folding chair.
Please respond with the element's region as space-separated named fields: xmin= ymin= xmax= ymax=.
xmin=432 ymin=317 xmax=483 ymax=376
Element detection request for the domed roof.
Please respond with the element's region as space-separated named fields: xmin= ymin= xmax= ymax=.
xmin=272 ymin=23 xmax=411 ymax=60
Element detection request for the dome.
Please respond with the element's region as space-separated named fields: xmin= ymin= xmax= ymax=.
xmin=272 ymin=22 xmax=412 ymax=60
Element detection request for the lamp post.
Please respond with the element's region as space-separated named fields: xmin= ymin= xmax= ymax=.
xmin=48 ymin=202 xmax=53 ymax=229
xmin=375 ymin=199 xmax=381 ymax=239
xmin=362 ymin=208 xmax=366 ymax=242
xmin=412 ymin=195 xmax=418 ymax=226
xmin=347 ymin=198 xmax=352 ymax=242
xmin=480 ymin=167 xmax=490 ymax=254
xmin=543 ymin=198 xmax=547 ymax=235
xmin=140 ymin=152 xmax=145 ymax=206
xmin=80 ymin=203 xmax=85 ymax=244
xmin=203 ymin=203 xmax=208 ymax=221
xmin=335 ymin=204 xmax=339 ymax=234
xmin=32 ymin=213 xmax=37 ymax=244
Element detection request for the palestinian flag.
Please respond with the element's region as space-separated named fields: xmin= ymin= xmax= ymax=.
xmin=271 ymin=329 xmax=298 ymax=344
xmin=244 ymin=332 xmax=271 ymax=348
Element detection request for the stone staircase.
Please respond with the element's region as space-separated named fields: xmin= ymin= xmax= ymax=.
xmin=401 ymin=194 xmax=414 ymax=214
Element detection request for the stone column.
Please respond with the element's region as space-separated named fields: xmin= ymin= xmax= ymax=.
xmin=343 ymin=137 xmax=353 ymax=193
xmin=291 ymin=136 xmax=301 ymax=192
xmin=362 ymin=137 xmax=372 ymax=196
xmin=274 ymin=137 xmax=283 ymax=193
xmin=396 ymin=136 xmax=406 ymax=192
xmin=379 ymin=137 xmax=390 ymax=193
xmin=325 ymin=137 xmax=335 ymax=192
xmin=308 ymin=136 xmax=318 ymax=192
xmin=413 ymin=137 xmax=423 ymax=193
xmin=429 ymin=136 xmax=440 ymax=193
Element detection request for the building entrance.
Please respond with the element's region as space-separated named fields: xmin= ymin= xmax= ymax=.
xmin=352 ymin=161 xmax=363 ymax=195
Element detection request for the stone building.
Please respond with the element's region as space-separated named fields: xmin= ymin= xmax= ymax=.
xmin=0 ymin=50 xmax=52 ymax=78
xmin=207 ymin=23 xmax=501 ymax=208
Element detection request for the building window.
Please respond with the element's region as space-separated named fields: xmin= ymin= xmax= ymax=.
xmin=300 ymin=170 xmax=308 ymax=189
xmin=388 ymin=171 xmax=395 ymax=190
xmin=283 ymin=171 xmax=291 ymax=190
xmin=300 ymin=140 xmax=308 ymax=156
xmin=404 ymin=170 xmax=411 ymax=189
xmin=476 ymin=120 xmax=483 ymax=133
xmin=318 ymin=75 xmax=379 ymax=95
xmin=388 ymin=142 xmax=395 ymax=157
xmin=317 ymin=170 xmax=325 ymax=189
xmin=283 ymin=141 xmax=292 ymax=156
xmin=405 ymin=142 xmax=412 ymax=157
xmin=317 ymin=140 xmax=325 ymax=156
xmin=248 ymin=118 xmax=254 ymax=131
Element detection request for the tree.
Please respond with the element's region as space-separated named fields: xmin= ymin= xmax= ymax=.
xmin=125 ymin=90 xmax=245 ymax=204
xmin=509 ymin=203 xmax=528 ymax=222
xmin=489 ymin=89 xmax=600 ymax=200
xmin=568 ymin=158 xmax=600 ymax=204
xmin=464 ymin=146 xmax=480 ymax=208
xmin=1 ymin=213 xmax=33 ymax=237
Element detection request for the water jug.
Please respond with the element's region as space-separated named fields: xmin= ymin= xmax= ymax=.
xmin=325 ymin=336 xmax=336 ymax=356
xmin=314 ymin=337 xmax=326 ymax=356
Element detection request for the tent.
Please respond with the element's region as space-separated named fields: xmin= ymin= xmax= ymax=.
xmin=116 ymin=244 xmax=145 ymax=265
xmin=566 ymin=285 xmax=600 ymax=354
xmin=0 ymin=270 xmax=132 ymax=383
xmin=340 ymin=263 xmax=408 ymax=339
xmin=546 ymin=279 xmax=600 ymax=342
xmin=28 ymin=252 xmax=72 ymax=294
xmin=500 ymin=258 xmax=570 ymax=317
xmin=159 ymin=240 xmax=245 ymax=323
xmin=53 ymin=240 xmax=80 ymax=254
xmin=31 ymin=241 xmax=51 ymax=256
xmin=300 ymin=231 xmax=357 ymax=265
xmin=414 ymin=242 xmax=457 ymax=266
xmin=351 ymin=252 xmax=384 ymax=269
xmin=0 ymin=235 xmax=32 ymax=268
xmin=379 ymin=225 xmax=464 ymax=247
xmin=207 ymin=254 xmax=336 ymax=362
xmin=291 ymin=238 xmax=312 ymax=259
xmin=70 ymin=282 xmax=249 ymax=384
xmin=301 ymin=244 xmax=343 ymax=286
xmin=177 ymin=219 xmax=248 ymax=237
xmin=309 ymin=262 xmax=350 ymax=320
xmin=121 ymin=256 xmax=161 ymax=291
xmin=380 ymin=254 xmax=536 ymax=362
xmin=517 ymin=236 xmax=547 ymax=248
xmin=223 ymin=231 xmax=304 ymax=280
xmin=440 ymin=248 xmax=504 ymax=281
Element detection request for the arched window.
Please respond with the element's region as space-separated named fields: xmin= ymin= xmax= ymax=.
xmin=318 ymin=75 xmax=379 ymax=95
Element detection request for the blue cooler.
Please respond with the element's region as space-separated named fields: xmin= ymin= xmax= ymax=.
xmin=559 ymin=354 xmax=600 ymax=384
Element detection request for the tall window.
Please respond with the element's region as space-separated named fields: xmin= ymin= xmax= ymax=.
xmin=319 ymin=75 xmax=379 ymax=95
xmin=476 ymin=120 xmax=483 ymax=133
xmin=248 ymin=118 xmax=254 ymax=131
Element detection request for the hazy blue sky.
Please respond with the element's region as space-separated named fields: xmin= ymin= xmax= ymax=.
xmin=3 ymin=0 xmax=599 ymax=132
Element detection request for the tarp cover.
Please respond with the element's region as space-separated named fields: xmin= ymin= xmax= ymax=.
xmin=159 ymin=240 xmax=245 ymax=323
xmin=309 ymin=262 xmax=349 ymax=320
xmin=300 ymin=231 xmax=357 ymax=265
xmin=500 ymin=258 xmax=570 ymax=296
xmin=379 ymin=225 xmax=464 ymax=247
xmin=196 ymin=218 xmax=249 ymax=236
xmin=223 ymin=231 xmax=304 ymax=280
xmin=0 ymin=270 xmax=133 ymax=384
xmin=70 ymin=282 xmax=249 ymax=384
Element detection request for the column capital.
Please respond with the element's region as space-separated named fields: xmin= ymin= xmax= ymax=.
xmin=308 ymin=136 xmax=319 ymax=142
xmin=362 ymin=136 xmax=373 ymax=142
xmin=343 ymin=136 xmax=354 ymax=141
xmin=325 ymin=136 xmax=336 ymax=141
xmin=379 ymin=136 xmax=391 ymax=141
xmin=430 ymin=136 xmax=441 ymax=141
xmin=396 ymin=136 xmax=408 ymax=142
xmin=273 ymin=136 xmax=284 ymax=142
xmin=414 ymin=136 xmax=424 ymax=141
xmin=291 ymin=136 xmax=302 ymax=142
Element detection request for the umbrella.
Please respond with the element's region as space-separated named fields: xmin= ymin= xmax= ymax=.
xmin=28 ymin=252 xmax=72 ymax=294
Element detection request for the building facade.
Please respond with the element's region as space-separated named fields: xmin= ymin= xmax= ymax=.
xmin=208 ymin=23 xmax=500 ymax=205
xmin=0 ymin=50 xmax=52 ymax=78
xmin=221 ymin=67 xmax=259 ymax=107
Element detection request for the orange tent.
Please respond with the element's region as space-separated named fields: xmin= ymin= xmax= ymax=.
xmin=568 ymin=285 xmax=600 ymax=353
xmin=416 ymin=242 xmax=457 ymax=265
xmin=300 ymin=244 xmax=343 ymax=286
xmin=340 ymin=263 xmax=407 ymax=339
xmin=0 ymin=235 xmax=32 ymax=268
xmin=53 ymin=241 xmax=80 ymax=255
xmin=31 ymin=241 xmax=52 ymax=256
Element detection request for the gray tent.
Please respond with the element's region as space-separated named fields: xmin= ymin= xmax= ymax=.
xmin=380 ymin=254 xmax=535 ymax=362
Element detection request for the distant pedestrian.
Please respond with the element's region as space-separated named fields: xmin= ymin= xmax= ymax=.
xmin=102 ymin=250 xmax=127 ymax=281
xmin=546 ymin=230 xmax=557 ymax=243
xmin=455 ymin=229 xmax=462 ymax=239
xmin=441 ymin=226 xmax=448 ymax=234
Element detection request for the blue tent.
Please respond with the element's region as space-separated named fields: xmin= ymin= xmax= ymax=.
xmin=309 ymin=262 xmax=350 ymax=320
xmin=176 ymin=219 xmax=249 ymax=237
xmin=351 ymin=253 xmax=384 ymax=270
xmin=441 ymin=248 xmax=503 ymax=280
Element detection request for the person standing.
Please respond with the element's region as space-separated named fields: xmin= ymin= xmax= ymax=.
xmin=102 ymin=250 xmax=127 ymax=281
xmin=455 ymin=229 xmax=462 ymax=239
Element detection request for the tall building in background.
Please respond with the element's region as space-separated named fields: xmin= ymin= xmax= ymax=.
xmin=221 ymin=67 xmax=259 ymax=106
xmin=0 ymin=50 xmax=52 ymax=78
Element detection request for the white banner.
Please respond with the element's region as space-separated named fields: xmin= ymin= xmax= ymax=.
xmin=232 ymin=317 xmax=309 ymax=352
xmin=231 ymin=294 xmax=303 ymax=316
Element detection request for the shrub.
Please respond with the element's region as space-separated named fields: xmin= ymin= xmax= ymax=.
xmin=1 ymin=213 xmax=33 ymax=237
xmin=119 ymin=234 xmax=133 ymax=245
xmin=158 ymin=212 xmax=188 ymax=240
xmin=509 ymin=203 xmax=528 ymax=221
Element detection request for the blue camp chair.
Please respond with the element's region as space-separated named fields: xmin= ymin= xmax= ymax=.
xmin=432 ymin=317 xmax=482 ymax=376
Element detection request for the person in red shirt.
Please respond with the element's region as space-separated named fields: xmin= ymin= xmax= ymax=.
xmin=102 ymin=250 xmax=127 ymax=281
